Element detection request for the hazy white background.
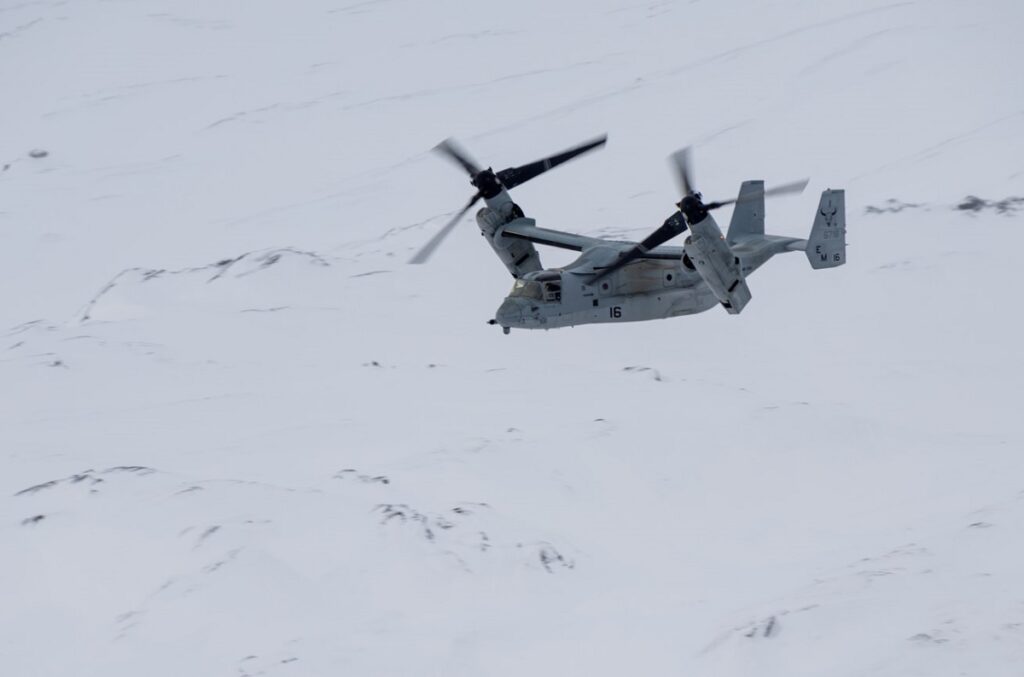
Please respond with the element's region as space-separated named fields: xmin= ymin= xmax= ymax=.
xmin=2 ymin=1 xmax=1023 ymax=675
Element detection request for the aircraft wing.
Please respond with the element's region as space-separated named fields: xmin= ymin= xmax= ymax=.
xmin=500 ymin=219 xmax=686 ymax=260
xmin=640 ymin=244 xmax=686 ymax=260
xmin=499 ymin=220 xmax=611 ymax=252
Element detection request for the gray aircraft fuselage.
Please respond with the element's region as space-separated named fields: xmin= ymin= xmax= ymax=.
xmin=494 ymin=254 xmax=720 ymax=330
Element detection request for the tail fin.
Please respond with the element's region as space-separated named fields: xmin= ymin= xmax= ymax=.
xmin=806 ymin=189 xmax=846 ymax=269
xmin=727 ymin=180 xmax=765 ymax=244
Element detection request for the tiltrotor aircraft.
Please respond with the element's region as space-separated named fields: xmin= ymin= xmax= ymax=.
xmin=410 ymin=135 xmax=846 ymax=333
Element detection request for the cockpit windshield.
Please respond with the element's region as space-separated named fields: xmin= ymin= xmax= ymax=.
xmin=510 ymin=278 xmax=561 ymax=303
xmin=509 ymin=279 xmax=542 ymax=300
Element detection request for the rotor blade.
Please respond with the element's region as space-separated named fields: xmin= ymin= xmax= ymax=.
xmin=670 ymin=147 xmax=695 ymax=197
xmin=705 ymin=178 xmax=810 ymax=210
xmin=434 ymin=138 xmax=482 ymax=177
xmin=590 ymin=211 xmax=688 ymax=284
xmin=638 ymin=210 xmax=688 ymax=251
xmin=762 ymin=178 xmax=810 ymax=198
xmin=409 ymin=193 xmax=481 ymax=264
xmin=496 ymin=134 xmax=607 ymax=190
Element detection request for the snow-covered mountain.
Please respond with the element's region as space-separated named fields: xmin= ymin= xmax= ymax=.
xmin=3 ymin=1 xmax=1023 ymax=675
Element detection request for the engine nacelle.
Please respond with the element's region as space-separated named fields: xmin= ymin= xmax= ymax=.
xmin=477 ymin=205 xmax=543 ymax=278
xmin=683 ymin=215 xmax=752 ymax=314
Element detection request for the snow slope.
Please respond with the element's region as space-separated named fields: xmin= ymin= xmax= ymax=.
xmin=3 ymin=0 xmax=1024 ymax=675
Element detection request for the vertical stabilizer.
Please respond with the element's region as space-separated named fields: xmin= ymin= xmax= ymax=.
xmin=806 ymin=189 xmax=846 ymax=269
xmin=727 ymin=180 xmax=765 ymax=244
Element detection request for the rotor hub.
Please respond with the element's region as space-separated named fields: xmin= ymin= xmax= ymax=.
xmin=678 ymin=194 xmax=708 ymax=224
xmin=470 ymin=168 xmax=503 ymax=199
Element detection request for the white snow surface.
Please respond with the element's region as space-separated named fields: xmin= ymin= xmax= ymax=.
xmin=3 ymin=0 xmax=1024 ymax=675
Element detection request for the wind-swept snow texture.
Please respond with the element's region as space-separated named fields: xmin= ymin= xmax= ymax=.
xmin=2 ymin=1 xmax=1024 ymax=675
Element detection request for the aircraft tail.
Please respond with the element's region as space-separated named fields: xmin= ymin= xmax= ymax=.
xmin=726 ymin=180 xmax=765 ymax=244
xmin=805 ymin=189 xmax=846 ymax=269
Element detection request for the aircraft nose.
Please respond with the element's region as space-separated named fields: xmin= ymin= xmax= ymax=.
xmin=495 ymin=298 xmax=525 ymax=326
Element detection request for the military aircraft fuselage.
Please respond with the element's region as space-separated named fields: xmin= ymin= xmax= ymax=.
xmin=475 ymin=197 xmax=721 ymax=330
xmin=494 ymin=257 xmax=719 ymax=330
